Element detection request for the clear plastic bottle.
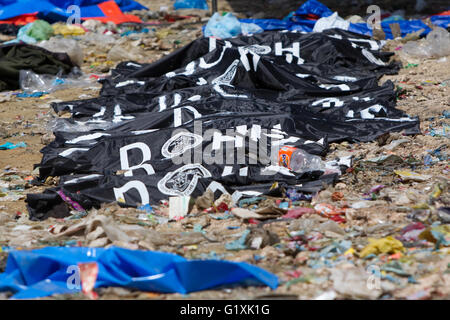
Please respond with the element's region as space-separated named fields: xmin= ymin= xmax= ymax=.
xmin=279 ymin=146 xmax=326 ymax=173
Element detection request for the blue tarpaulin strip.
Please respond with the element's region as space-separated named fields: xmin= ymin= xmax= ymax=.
xmin=0 ymin=0 xmax=147 ymax=20
xmin=0 ymin=247 xmax=278 ymax=299
xmin=234 ymin=0 xmax=449 ymax=40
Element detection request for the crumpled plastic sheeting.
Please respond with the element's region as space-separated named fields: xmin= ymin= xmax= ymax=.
xmin=359 ymin=236 xmax=405 ymax=258
xmin=237 ymin=0 xmax=448 ymax=39
xmin=0 ymin=247 xmax=278 ymax=299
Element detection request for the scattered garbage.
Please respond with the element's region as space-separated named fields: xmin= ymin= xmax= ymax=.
xmin=37 ymin=38 xmax=84 ymax=67
xmin=331 ymin=268 xmax=382 ymax=299
xmin=204 ymin=12 xmax=263 ymax=39
xmin=19 ymin=69 xmax=92 ymax=94
xmin=0 ymin=43 xmax=75 ymax=91
xmin=107 ymin=44 xmax=146 ymax=62
xmin=402 ymin=27 xmax=450 ymax=59
xmin=204 ymin=12 xmax=242 ymax=39
xmin=0 ymin=0 xmax=448 ymax=302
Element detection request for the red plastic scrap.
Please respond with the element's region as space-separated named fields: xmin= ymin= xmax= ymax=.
xmin=282 ymin=207 xmax=315 ymax=219
xmin=214 ymin=202 xmax=229 ymax=213
xmin=78 ymin=262 xmax=99 ymax=299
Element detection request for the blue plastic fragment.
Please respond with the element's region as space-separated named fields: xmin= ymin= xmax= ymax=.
xmin=17 ymin=92 xmax=47 ymax=98
xmin=225 ymin=229 xmax=250 ymax=251
xmin=137 ymin=203 xmax=154 ymax=213
xmin=0 ymin=142 xmax=27 ymax=150
xmin=174 ymin=0 xmax=208 ymax=10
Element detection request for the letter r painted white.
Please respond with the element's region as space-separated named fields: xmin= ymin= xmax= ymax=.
xmin=119 ymin=142 xmax=155 ymax=177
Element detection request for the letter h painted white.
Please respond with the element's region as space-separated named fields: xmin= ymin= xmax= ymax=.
xmin=275 ymin=42 xmax=304 ymax=64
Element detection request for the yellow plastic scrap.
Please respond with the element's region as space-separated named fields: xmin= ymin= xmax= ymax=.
xmin=430 ymin=185 xmax=442 ymax=199
xmin=344 ymin=248 xmax=355 ymax=256
xmin=394 ymin=170 xmax=431 ymax=182
xmin=359 ymin=236 xmax=405 ymax=258
xmin=411 ymin=203 xmax=429 ymax=210
xmin=52 ymin=24 xmax=85 ymax=36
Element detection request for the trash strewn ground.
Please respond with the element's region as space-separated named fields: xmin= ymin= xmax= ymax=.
xmin=0 ymin=0 xmax=449 ymax=300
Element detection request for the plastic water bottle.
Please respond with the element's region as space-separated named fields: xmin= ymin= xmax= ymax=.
xmin=278 ymin=146 xmax=326 ymax=173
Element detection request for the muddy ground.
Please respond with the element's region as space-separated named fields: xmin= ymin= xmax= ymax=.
xmin=0 ymin=0 xmax=449 ymax=300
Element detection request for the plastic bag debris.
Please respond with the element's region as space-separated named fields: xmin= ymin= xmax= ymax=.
xmin=4 ymin=23 xmax=37 ymax=45
xmin=81 ymin=32 xmax=117 ymax=45
xmin=204 ymin=12 xmax=243 ymax=39
xmin=0 ymin=247 xmax=278 ymax=299
xmin=402 ymin=27 xmax=450 ymax=59
xmin=37 ymin=38 xmax=84 ymax=67
xmin=226 ymin=229 xmax=251 ymax=251
xmin=241 ymin=23 xmax=264 ymax=36
xmin=331 ymin=268 xmax=382 ymax=299
xmin=360 ymin=236 xmax=405 ymax=258
xmin=397 ymin=222 xmax=427 ymax=242
xmin=107 ymin=44 xmax=145 ymax=62
xmin=313 ymin=12 xmax=350 ymax=33
xmin=27 ymin=20 xmax=54 ymax=41
xmin=6 ymin=20 xmax=55 ymax=45
xmin=19 ymin=69 xmax=91 ymax=94
xmin=0 ymin=93 xmax=13 ymax=103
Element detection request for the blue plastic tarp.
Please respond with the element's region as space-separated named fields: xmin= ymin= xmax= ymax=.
xmin=348 ymin=20 xmax=432 ymax=39
xmin=234 ymin=0 xmax=449 ymax=40
xmin=294 ymin=0 xmax=333 ymax=19
xmin=240 ymin=18 xmax=313 ymax=32
xmin=431 ymin=15 xmax=450 ymax=29
xmin=0 ymin=247 xmax=278 ymax=299
xmin=0 ymin=0 xmax=147 ymax=21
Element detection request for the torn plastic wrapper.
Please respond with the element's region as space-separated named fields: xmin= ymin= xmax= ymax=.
xmin=19 ymin=69 xmax=94 ymax=93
